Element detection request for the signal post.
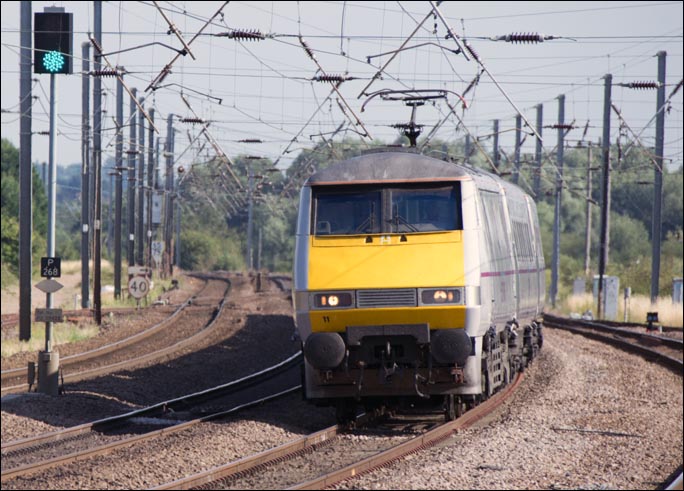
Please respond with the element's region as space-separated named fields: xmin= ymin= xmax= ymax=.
xmin=32 ymin=6 xmax=73 ymax=395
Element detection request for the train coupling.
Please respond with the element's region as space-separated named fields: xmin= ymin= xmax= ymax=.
xmin=414 ymin=371 xmax=430 ymax=399
xmin=450 ymin=366 xmax=465 ymax=384
xmin=380 ymin=340 xmax=400 ymax=380
xmin=355 ymin=361 xmax=365 ymax=399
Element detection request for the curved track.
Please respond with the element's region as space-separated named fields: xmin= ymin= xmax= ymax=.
xmin=1 ymin=275 xmax=229 ymax=395
xmin=155 ymin=314 xmax=682 ymax=490
xmin=154 ymin=374 xmax=525 ymax=490
xmin=543 ymin=313 xmax=683 ymax=371
xmin=544 ymin=314 xmax=683 ymax=490
xmin=1 ymin=353 xmax=302 ymax=482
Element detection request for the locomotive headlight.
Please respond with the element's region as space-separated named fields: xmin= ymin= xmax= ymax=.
xmin=419 ymin=288 xmax=464 ymax=305
xmin=434 ymin=290 xmax=448 ymax=301
xmin=312 ymin=292 xmax=354 ymax=309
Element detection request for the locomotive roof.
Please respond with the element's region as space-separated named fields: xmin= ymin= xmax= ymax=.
xmin=305 ymin=149 xmax=471 ymax=186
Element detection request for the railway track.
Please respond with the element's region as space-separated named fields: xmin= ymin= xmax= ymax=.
xmin=543 ymin=313 xmax=683 ymax=371
xmin=267 ymin=274 xmax=293 ymax=294
xmin=153 ymin=374 xmax=524 ymax=490
xmin=2 ymin=304 xmax=678 ymax=489
xmin=0 ymin=352 xmax=303 ymax=482
xmin=154 ymin=314 xmax=682 ymax=491
xmin=1 ymin=275 xmax=229 ymax=395
xmin=544 ymin=314 xmax=683 ymax=490
xmin=2 ymin=307 xmax=142 ymax=329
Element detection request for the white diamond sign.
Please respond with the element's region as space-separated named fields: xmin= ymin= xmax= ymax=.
xmin=35 ymin=278 xmax=64 ymax=294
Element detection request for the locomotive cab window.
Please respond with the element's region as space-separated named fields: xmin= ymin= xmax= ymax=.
xmin=313 ymin=183 xmax=461 ymax=236
xmin=314 ymin=190 xmax=382 ymax=235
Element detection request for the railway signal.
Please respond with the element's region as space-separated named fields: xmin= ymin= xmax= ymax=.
xmin=34 ymin=10 xmax=73 ymax=74
xmin=32 ymin=6 xmax=74 ymax=396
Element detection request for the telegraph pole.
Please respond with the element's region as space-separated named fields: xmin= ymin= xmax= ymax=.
xmin=127 ymin=88 xmax=137 ymax=271
xmin=93 ymin=0 xmax=103 ymax=324
xmin=175 ymin=197 xmax=181 ymax=268
xmin=597 ymin=74 xmax=612 ymax=319
xmin=80 ymin=41 xmax=90 ymax=308
xmin=146 ymin=108 xmax=155 ymax=267
xmin=137 ymin=96 xmax=145 ymax=265
xmin=584 ymin=144 xmax=593 ymax=276
xmin=464 ymin=134 xmax=471 ymax=166
xmin=19 ymin=1 xmax=32 ymax=340
xmin=114 ymin=70 xmax=123 ymax=299
xmin=534 ymin=104 xmax=543 ymax=199
xmin=246 ymin=167 xmax=254 ymax=270
xmin=513 ymin=115 xmax=521 ymax=185
xmin=164 ymin=114 xmax=174 ymax=277
xmin=107 ymin=173 xmax=113 ymax=258
xmin=651 ymin=51 xmax=666 ymax=303
xmin=492 ymin=119 xmax=500 ymax=169
xmin=550 ymin=94 xmax=564 ymax=307
xmin=257 ymin=228 xmax=263 ymax=270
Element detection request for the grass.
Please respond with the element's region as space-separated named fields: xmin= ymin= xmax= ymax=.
xmin=1 ymin=321 xmax=100 ymax=358
xmin=1 ymin=264 xmax=18 ymax=291
xmin=65 ymin=260 xmax=178 ymax=309
xmin=556 ymin=293 xmax=683 ymax=327
xmin=1 ymin=259 xmax=183 ymax=358
xmin=99 ymin=275 xmax=181 ymax=309
xmin=2 ymin=277 xmax=180 ymax=358
xmin=60 ymin=260 xmax=82 ymax=275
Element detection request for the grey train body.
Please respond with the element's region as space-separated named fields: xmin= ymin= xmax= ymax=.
xmin=293 ymin=149 xmax=545 ymax=420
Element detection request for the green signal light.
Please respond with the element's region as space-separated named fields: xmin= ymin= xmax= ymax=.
xmin=42 ymin=51 xmax=65 ymax=73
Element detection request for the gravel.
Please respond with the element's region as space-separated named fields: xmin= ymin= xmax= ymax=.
xmin=0 ymin=275 xmax=202 ymax=372
xmin=2 ymin=284 xmax=681 ymax=489
xmin=2 ymin=394 xmax=336 ymax=490
xmin=1 ymin=273 xmax=301 ymax=440
xmin=335 ymin=328 xmax=683 ymax=490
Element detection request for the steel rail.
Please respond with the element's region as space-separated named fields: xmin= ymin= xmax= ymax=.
xmin=291 ymin=373 xmax=524 ymax=490
xmin=1 ymin=277 xmax=227 ymax=394
xmin=1 ymin=354 xmax=303 ymax=481
xmin=2 ymin=306 xmax=153 ymax=329
xmin=544 ymin=314 xmax=682 ymax=350
xmin=1 ymin=275 xmax=208 ymax=384
xmin=154 ymin=373 xmax=524 ymax=490
xmin=543 ymin=314 xmax=683 ymax=490
xmin=543 ymin=314 xmax=682 ymax=373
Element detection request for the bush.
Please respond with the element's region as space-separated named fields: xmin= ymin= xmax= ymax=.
xmin=180 ymin=230 xmax=220 ymax=271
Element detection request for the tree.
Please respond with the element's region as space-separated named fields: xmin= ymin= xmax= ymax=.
xmin=1 ymin=138 xmax=48 ymax=281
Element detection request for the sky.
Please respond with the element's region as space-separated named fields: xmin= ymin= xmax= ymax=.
xmin=1 ymin=1 xmax=682 ymax=190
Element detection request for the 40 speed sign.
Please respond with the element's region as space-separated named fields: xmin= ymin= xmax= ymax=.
xmin=128 ymin=276 xmax=150 ymax=299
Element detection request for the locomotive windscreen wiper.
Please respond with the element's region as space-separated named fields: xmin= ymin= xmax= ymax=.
xmin=389 ymin=204 xmax=418 ymax=232
xmin=354 ymin=202 xmax=377 ymax=233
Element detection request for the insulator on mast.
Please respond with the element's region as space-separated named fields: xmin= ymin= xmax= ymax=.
xmin=218 ymin=29 xmax=265 ymax=41
xmin=464 ymin=42 xmax=480 ymax=62
xmin=312 ymin=74 xmax=352 ymax=83
xmin=299 ymin=37 xmax=317 ymax=61
xmin=545 ymin=124 xmax=576 ymax=130
xmin=90 ymin=69 xmax=119 ymax=77
xmin=617 ymin=81 xmax=661 ymax=90
xmin=494 ymin=32 xmax=556 ymax=43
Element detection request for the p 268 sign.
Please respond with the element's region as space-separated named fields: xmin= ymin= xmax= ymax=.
xmin=41 ymin=257 xmax=61 ymax=278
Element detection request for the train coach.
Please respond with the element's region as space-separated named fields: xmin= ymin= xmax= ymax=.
xmin=293 ymin=148 xmax=545 ymax=422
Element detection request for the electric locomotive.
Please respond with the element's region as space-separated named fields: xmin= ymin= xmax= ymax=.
xmin=293 ymin=148 xmax=544 ymax=422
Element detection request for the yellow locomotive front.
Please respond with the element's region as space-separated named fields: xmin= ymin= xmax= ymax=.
xmin=294 ymin=151 xmax=477 ymax=420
